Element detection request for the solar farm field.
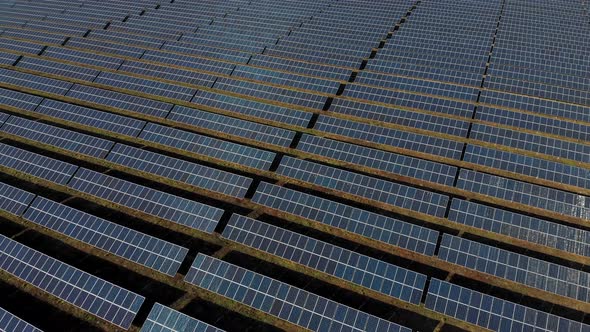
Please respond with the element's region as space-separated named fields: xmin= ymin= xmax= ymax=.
xmin=0 ymin=0 xmax=589 ymax=331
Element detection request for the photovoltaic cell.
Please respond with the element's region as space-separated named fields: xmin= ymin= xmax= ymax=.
xmin=106 ymin=144 xmax=253 ymax=199
xmin=185 ymin=254 xmax=411 ymax=332
xmin=0 ymin=51 xmax=20 ymax=66
xmin=0 ymin=38 xmax=44 ymax=55
xmin=41 ymin=47 xmax=123 ymax=70
xmin=0 ymin=87 xmax=43 ymax=112
xmin=22 ymin=197 xmax=188 ymax=276
xmin=0 ymin=307 xmax=43 ymax=332
xmin=0 ymin=69 xmax=73 ymax=96
xmin=138 ymin=123 xmax=276 ymax=171
xmin=0 ymin=234 xmax=145 ymax=329
xmin=252 ymin=182 xmax=439 ymax=255
xmin=167 ymin=105 xmax=296 ymax=147
xmin=223 ymin=214 xmax=427 ymax=304
xmin=0 ymin=181 xmax=36 ymax=217
xmin=16 ymin=57 xmax=100 ymax=82
xmin=456 ymin=169 xmax=590 ymax=220
xmin=426 ymin=279 xmax=590 ymax=332
xmin=67 ymin=168 xmax=224 ymax=233
xmin=140 ymin=303 xmax=225 ymax=332
xmin=0 ymin=116 xmax=115 ymax=159
xmin=94 ymin=72 xmax=198 ymax=102
xmin=439 ymin=234 xmax=590 ymax=302
xmin=0 ymin=143 xmax=78 ymax=185
xmin=34 ymin=99 xmax=146 ymax=137
xmin=277 ymin=157 xmax=449 ymax=217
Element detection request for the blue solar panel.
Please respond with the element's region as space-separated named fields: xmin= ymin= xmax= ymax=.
xmin=0 ymin=143 xmax=78 ymax=185
xmin=0 ymin=69 xmax=73 ymax=96
xmin=456 ymin=169 xmax=590 ymax=220
xmin=0 ymin=116 xmax=115 ymax=159
xmin=67 ymin=168 xmax=224 ymax=233
xmin=0 ymin=88 xmax=43 ymax=112
xmin=185 ymin=254 xmax=411 ymax=332
xmin=314 ymin=115 xmax=464 ymax=160
xmin=94 ymin=72 xmax=197 ymax=102
xmin=231 ymin=66 xmax=341 ymax=95
xmin=66 ymin=84 xmax=173 ymax=119
xmin=138 ymin=123 xmax=276 ymax=171
xmin=277 ymin=157 xmax=449 ymax=217
xmin=0 ymin=234 xmax=145 ymax=329
xmin=23 ymin=197 xmax=189 ymax=276
xmin=106 ymin=144 xmax=253 ymax=199
xmin=42 ymin=47 xmax=124 ymax=70
xmin=141 ymin=303 xmax=225 ymax=332
xmin=118 ymin=61 xmax=218 ymax=88
xmin=16 ymin=57 xmax=100 ymax=82
xmin=0 ymin=307 xmax=42 ymax=332
xmin=167 ymin=105 xmax=296 ymax=147
xmin=0 ymin=38 xmax=44 ymax=55
xmin=0 ymin=181 xmax=36 ymax=217
xmin=223 ymin=214 xmax=427 ymax=304
xmin=252 ymin=182 xmax=439 ymax=255
xmin=141 ymin=50 xmax=236 ymax=76
xmin=426 ymin=279 xmax=590 ymax=332
xmin=66 ymin=37 xmax=145 ymax=58
xmin=0 ymin=51 xmax=20 ymax=66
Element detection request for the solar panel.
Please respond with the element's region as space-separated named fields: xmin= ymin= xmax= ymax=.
xmin=0 ymin=143 xmax=78 ymax=185
xmin=161 ymin=41 xmax=251 ymax=63
xmin=67 ymin=168 xmax=224 ymax=233
xmin=105 ymin=144 xmax=253 ymax=199
xmin=231 ymin=66 xmax=341 ymax=95
xmin=0 ymin=69 xmax=73 ymax=96
xmin=138 ymin=123 xmax=276 ymax=171
xmin=0 ymin=37 xmax=44 ymax=55
xmin=0 ymin=50 xmax=20 ymax=66
xmin=34 ymin=99 xmax=146 ymax=138
xmin=425 ymin=279 xmax=590 ymax=332
xmin=87 ymin=30 xmax=165 ymax=49
xmin=141 ymin=50 xmax=236 ymax=75
xmin=0 ymin=234 xmax=145 ymax=329
xmin=0 ymin=111 xmax=8 ymax=125
xmin=191 ymin=90 xmax=313 ymax=128
xmin=0 ymin=181 xmax=36 ymax=217
xmin=456 ymin=169 xmax=590 ymax=220
xmin=66 ymin=37 xmax=145 ymax=58
xmin=140 ymin=303 xmax=225 ymax=332
xmin=93 ymin=72 xmax=198 ymax=102
xmin=248 ymin=54 xmax=352 ymax=81
xmin=0 ymin=87 xmax=43 ymax=112
xmin=65 ymin=84 xmax=173 ymax=119
xmin=1 ymin=28 xmax=66 ymax=45
xmin=223 ymin=214 xmax=427 ymax=304
xmin=16 ymin=57 xmax=100 ymax=82
xmin=118 ymin=61 xmax=218 ymax=88
xmin=0 ymin=116 xmax=115 ymax=159
xmin=185 ymin=254 xmax=411 ymax=332
xmin=439 ymin=234 xmax=590 ymax=302
xmin=252 ymin=182 xmax=439 ymax=255
xmin=314 ymin=115 xmax=464 ymax=160
xmin=277 ymin=156 xmax=449 ymax=217
xmin=42 ymin=47 xmax=124 ymax=70
xmin=167 ymin=105 xmax=296 ymax=147
xmin=0 ymin=307 xmax=43 ymax=332
xmin=22 ymin=197 xmax=189 ymax=276
xmin=297 ymin=134 xmax=458 ymax=186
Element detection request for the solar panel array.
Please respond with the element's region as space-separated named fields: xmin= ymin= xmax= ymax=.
xmin=1 ymin=0 xmax=589 ymax=330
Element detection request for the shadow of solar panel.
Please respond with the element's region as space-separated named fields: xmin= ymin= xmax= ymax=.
xmin=42 ymin=47 xmax=124 ymax=70
xmin=0 ymin=37 xmax=44 ymax=55
xmin=252 ymin=182 xmax=439 ymax=255
xmin=277 ymin=157 xmax=449 ymax=217
xmin=141 ymin=50 xmax=236 ymax=76
xmin=297 ymin=134 xmax=458 ymax=186
xmin=191 ymin=90 xmax=312 ymax=127
xmin=140 ymin=303 xmax=225 ymax=332
xmin=425 ymin=279 xmax=590 ymax=332
xmin=0 ymin=235 xmax=145 ymax=329
xmin=94 ymin=72 xmax=197 ymax=102
xmin=470 ymin=123 xmax=590 ymax=164
xmin=0 ymin=143 xmax=78 ymax=184
xmin=223 ymin=214 xmax=427 ymax=304
xmin=231 ymin=66 xmax=341 ymax=95
xmin=439 ymin=234 xmax=590 ymax=302
xmin=66 ymin=84 xmax=173 ymax=118
xmin=449 ymin=199 xmax=590 ymax=258
xmin=315 ymin=115 xmax=464 ymax=159
xmin=106 ymin=144 xmax=252 ymax=199
xmin=185 ymin=254 xmax=411 ymax=332
xmin=0 ymin=87 xmax=43 ymax=112
xmin=0 ymin=307 xmax=42 ymax=332
xmin=23 ymin=197 xmax=188 ymax=276
xmin=0 ymin=116 xmax=115 ymax=158
xmin=138 ymin=123 xmax=276 ymax=171
xmin=67 ymin=168 xmax=224 ymax=233
xmin=213 ymin=77 xmax=328 ymax=110
xmin=464 ymin=145 xmax=590 ymax=190
xmin=457 ymin=169 xmax=590 ymax=220
xmin=16 ymin=57 xmax=100 ymax=82
xmin=0 ymin=68 xmax=73 ymax=95
xmin=168 ymin=105 xmax=295 ymax=147
xmin=118 ymin=61 xmax=218 ymax=88
xmin=0 ymin=181 xmax=35 ymax=217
